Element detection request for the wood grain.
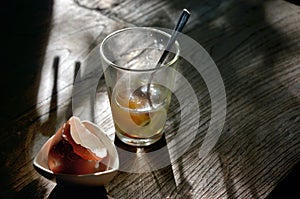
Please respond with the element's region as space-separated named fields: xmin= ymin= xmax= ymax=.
xmin=1 ymin=0 xmax=300 ymax=198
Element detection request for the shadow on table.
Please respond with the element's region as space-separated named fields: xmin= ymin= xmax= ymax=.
xmin=0 ymin=0 xmax=88 ymax=198
xmin=38 ymin=57 xmax=80 ymax=137
xmin=0 ymin=0 xmax=54 ymax=197
xmin=0 ymin=0 xmax=52 ymax=124
xmin=182 ymin=1 xmax=300 ymax=198
xmin=266 ymin=160 xmax=300 ymax=199
xmin=48 ymin=184 xmax=108 ymax=199
xmin=113 ymin=135 xmax=178 ymax=198
xmin=150 ymin=0 xmax=300 ymax=198
xmin=284 ymin=0 xmax=300 ymax=6
xmin=2 ymin=0 xmax=298 ymax=198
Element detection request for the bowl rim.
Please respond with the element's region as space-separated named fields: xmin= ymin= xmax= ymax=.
xmin=33 ymin=120 xmax=119 ymax=179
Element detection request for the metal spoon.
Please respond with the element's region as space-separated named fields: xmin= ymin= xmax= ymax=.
xmin=156 ymin=9 xmax=190 ymax=67
xmin=130 ymin=9 xmax=190 ymax=126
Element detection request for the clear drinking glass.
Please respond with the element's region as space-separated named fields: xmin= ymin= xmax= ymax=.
xmin=100 ymin=27 xmax=179 ymax=146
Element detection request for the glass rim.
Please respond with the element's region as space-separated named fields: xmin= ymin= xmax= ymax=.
xmin=100 ymin=27 xmax=180 ymax=72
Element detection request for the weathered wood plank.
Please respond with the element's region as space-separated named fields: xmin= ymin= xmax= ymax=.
xmin=1 ymin=0 xmax=300 ymax=198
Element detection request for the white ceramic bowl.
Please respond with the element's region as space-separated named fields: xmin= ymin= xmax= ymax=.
xmin=33 ymin=121 xmax=119 ymax=186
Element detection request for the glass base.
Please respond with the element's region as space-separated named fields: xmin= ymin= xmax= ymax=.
xmin=116 ymin=131 xmax=163 ymax=146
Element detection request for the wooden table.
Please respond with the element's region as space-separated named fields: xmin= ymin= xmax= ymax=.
xmin=1 ymin=0 xmax=300 ymax=198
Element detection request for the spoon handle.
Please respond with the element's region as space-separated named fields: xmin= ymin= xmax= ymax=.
xmin=146 ymin=9 xmax=190 ymax=108
xmin=157 ymin=9 xmax=190 ymax=66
